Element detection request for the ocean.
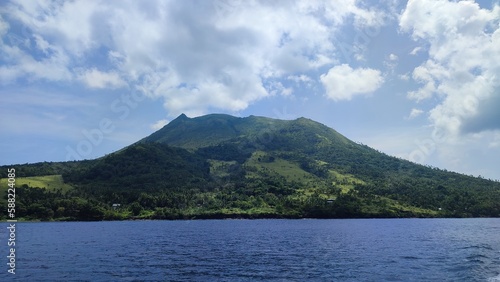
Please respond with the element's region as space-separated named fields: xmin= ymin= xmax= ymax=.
xmin=3 ymin=218 xmax=500 ymax=281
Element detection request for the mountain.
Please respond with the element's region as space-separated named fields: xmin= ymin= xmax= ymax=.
xmin=139 ymin=113 xmax=292 ymax=148
xmin=2 ymin=113 xmax=500 ymax=221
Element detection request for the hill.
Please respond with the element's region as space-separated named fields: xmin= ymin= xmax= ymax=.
xmin=1 ymin=113 xmax=500 ymax=220
xmin=139 ymin=113 xmax=291 ymax=149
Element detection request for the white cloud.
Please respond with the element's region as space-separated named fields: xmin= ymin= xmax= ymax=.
xmin=0 ymin=0 xmax=389 ymax=116
xmin=320 ymin=64 xmax=384 ymax=101
xmin=409 ymin=47 xmax=422 ymax=55
xmin=287 ymin=74 xmax=312 ymax=84
xmin=398 ymin=73 xmax=410 ymax=81
xmin=7 ymin=1 xmax=101 ymax=55
xmin=0 ymin=27 xmax=72 ymax=83
xmin=400 ymin=0 xmax=500 ymax=137
xmin=408 ymin=108 xmax=424 ymax=119
xmin=0 ymin=10 xmax=72 ymax=83
xmin=267 ymin=81 xmax=293 ymax=97
xmin=384 ymin=53 xmax=399 ymax=73
xmin=150 ymin=119 xmax=169 ymax=131
xmin=78 ymin=68 xmax=126 ymax=89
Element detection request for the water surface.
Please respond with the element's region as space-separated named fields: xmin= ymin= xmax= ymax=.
xmin=3 ymin=218 xmax=500 ymax=281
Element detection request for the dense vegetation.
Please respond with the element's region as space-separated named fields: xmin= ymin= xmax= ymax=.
xmin=1 ymin=114 xmax=499 ymax=221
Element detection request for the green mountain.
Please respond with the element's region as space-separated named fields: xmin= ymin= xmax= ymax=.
xmin=2 ymin=114 xmax=500 ymax=220
xmin=140 ymin=113 xmax=292 ymax=148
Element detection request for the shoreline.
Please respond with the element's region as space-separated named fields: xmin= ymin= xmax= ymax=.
xmin=5 ymin=214 xmax=498 ymax=223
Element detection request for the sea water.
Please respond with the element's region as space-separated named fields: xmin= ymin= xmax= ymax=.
xmin=3 ymin=218 xmax=500 ymax=281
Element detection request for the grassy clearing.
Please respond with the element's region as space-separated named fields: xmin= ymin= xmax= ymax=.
xmin=360 ymin=196 xmax=439 ymax=217
xmin=208 ymin=159 xmax=238 ymax=178
xmin=245 ymin=151 xmax=313 ymax=182
xmin=328 ymin=170 xmax=365 ymax=194
xmin=0 ymin=175 xmax=73 ymax=193
xmin=259 ymin=158 xmax=310 ymax=182
xmin=386 ymin=198 xmax=439 ymax=216
xmin=245 ymin=151 xmax=341 ymax=201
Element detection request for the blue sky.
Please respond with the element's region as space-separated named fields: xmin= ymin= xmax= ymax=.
xmin=1 ymin=0 xmax=499 ymax=180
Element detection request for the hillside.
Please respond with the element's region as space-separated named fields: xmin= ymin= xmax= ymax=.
xmin=1 ymin=113 xmax=500 ymax=220
xmin=139 ymin=113 xmax=291 ymax=149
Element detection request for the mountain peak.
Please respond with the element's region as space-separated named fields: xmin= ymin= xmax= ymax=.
xmin=175 ymin=113 xmax=189 ymax=120
xmin=165 ymin=113 xmax=190 ymax=127
xmin=139 ymin=113 xmax=351 ymax=150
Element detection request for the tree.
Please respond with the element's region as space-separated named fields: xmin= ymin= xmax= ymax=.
xmin=129 ymin=202 xmax=143 ymax=216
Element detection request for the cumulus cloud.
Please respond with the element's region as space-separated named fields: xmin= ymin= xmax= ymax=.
xmin=408 ymin=108 xmax=424 ymax=119
xmin=400 ymin=0 xmax=500 ymax=136
xmin=320 ymin=64 xmax=384 ymax=101
xmin=78 ymin=68 xmax=126 ymax=89
xmin=0 ymin=0 xmax=388 ymax=117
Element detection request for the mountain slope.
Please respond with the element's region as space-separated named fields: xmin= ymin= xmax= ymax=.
xmin=2 ymin=113 xmax=500 ymax=220
xmin=140 ymin=113 xmax=290 ymax=149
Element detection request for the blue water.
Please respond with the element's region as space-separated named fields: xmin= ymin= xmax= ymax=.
xmin=2 ymin=219 xmax=500 ymax=281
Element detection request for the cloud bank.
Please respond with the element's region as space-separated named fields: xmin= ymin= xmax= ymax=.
xmin=401 ymin=0 xmax=500 ymax=137
xmin=0 ymin=0 xmax=387 ymax=117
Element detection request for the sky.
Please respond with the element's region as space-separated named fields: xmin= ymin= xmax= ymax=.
xmin=0 ymin=0 xmax=499 ymax=180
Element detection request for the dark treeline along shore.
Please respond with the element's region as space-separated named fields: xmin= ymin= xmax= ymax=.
xmin=1 ymin=114 xmax=500 ymax=221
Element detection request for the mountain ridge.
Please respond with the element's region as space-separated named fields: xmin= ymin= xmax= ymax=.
xmin=140 ymin=113 xmax=352 ymax=150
